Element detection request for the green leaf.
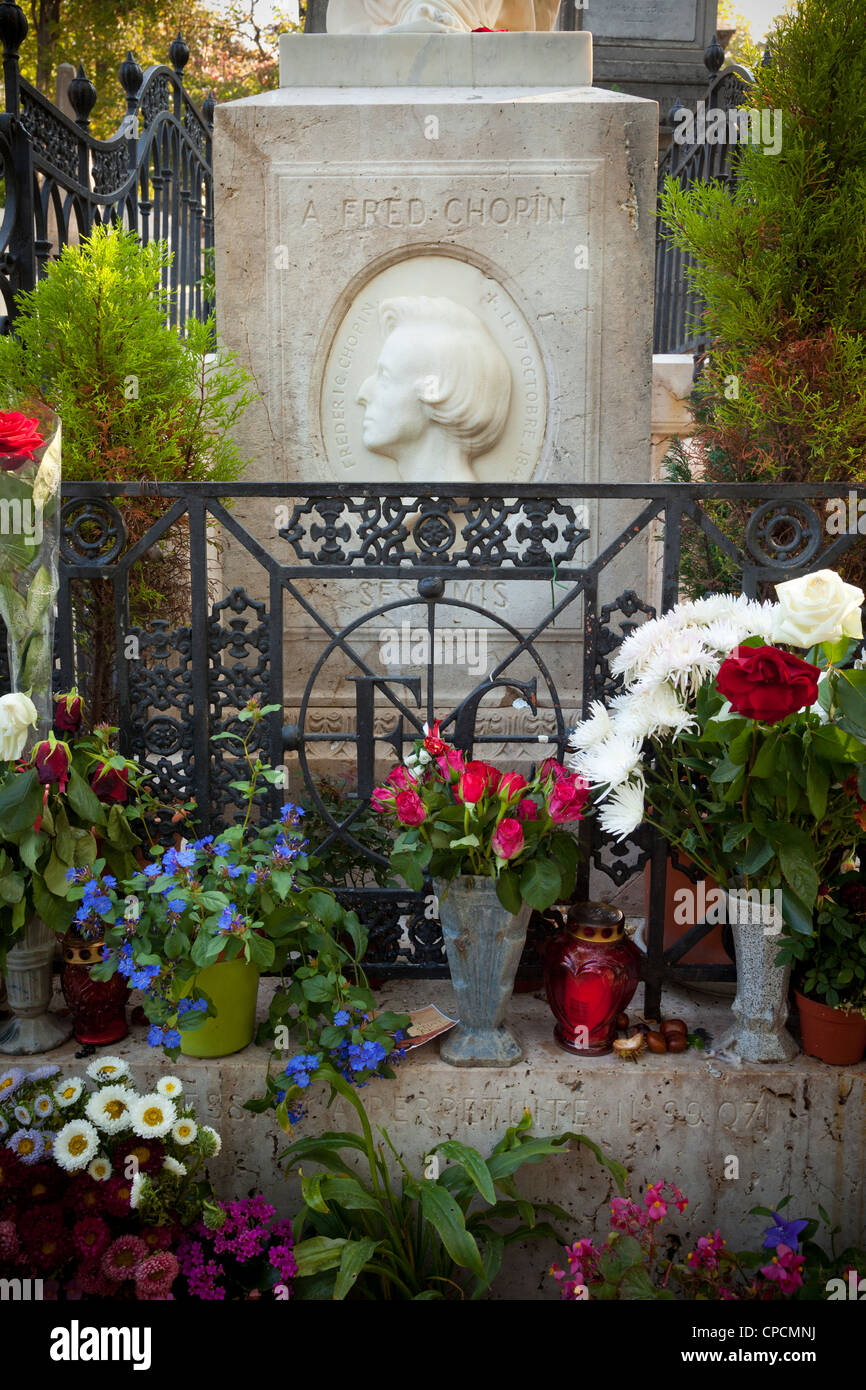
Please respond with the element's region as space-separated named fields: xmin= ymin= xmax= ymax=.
xmin=66 ymin=767 xmax=106 ymax=826
xmin=293 ymin=1236 xmax=350 ymax=1278
xmin=333 ymin=1238 xmax=381 ymax=1300
xmin=0 ymin=769 xmax=43 ymax=834
xmin=246 ymin=933 xmax=275 ymax=969
xmin=44 ymin=849 xmax=73 ymax=897
xmin=519 ymin=857 xmax=562 ymax=911
xmin=750 ymin=733 xmax=780 ymax=778
xmin=307 ymin=890 xmax=341 ymax=925
xmin=495 ymin=869 xmax=522 ymax=914
xmin=419 ymin=1183 xmax=486 ymax=1280
xmin=449 ymin=834 xmax=480 ymax=849
xmin=32 ymin=877 xmax=74 ymax=932
xmin=389 ymin=852 xmax=425 ymax=892
xmin=433 ymin=1141 xmax=496 ymax=1205
xmin=805 ymin=759 xmax=829 ymax=822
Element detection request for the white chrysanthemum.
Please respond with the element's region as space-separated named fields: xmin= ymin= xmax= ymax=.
xmin=171 ymin=1117 xmax=197 ymax=1146
xmin=86 ymin=1056 xmax=129 ymax=1084
xmin=698 ymin=619 xmax=743 ymax=656
xmin=609 ymin=616 xmax=671 ymax=684
xmin=88 ymin=1155 xmax=112 ymax=1182
xmin=53 ymin=1077 xmax=84 ymax=1108
xmin=130 ymin=1172 xmax=144 ymax=1209
xmin=597 ymin=779 xmax=647 ymax=843
xmin=33 ymin=1093 xmax=54 ymax=1119
xmin=85 ymin=1084 xmax=135 ymax=1135
xmin=162 ymin=1156 xmax=187 ymax=1176
xmin=610 ymin=685 xmax=697 ymax=742
xmin=199 ymin=1125 xmax=221 ymax=1157
xmin=631 ymin=630 xmax=721 ymax=698
xmin=54 ymin=1118 xmax=100 ymax=1172
xmin=130 ymin=1093 xmax=176 ymax=1139
xmin=157 ymin=1076 xmax=183 ymax=1099
xmin=570 ymin=732 xmax=644 ymax=796
xmin=568 ymin=700 xmax=614 ymax=752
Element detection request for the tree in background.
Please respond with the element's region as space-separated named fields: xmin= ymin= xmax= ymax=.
xmin=716 ymin=0 xmax=766 ymax=72
xmin=17 ymin=0 xmax=302 ymax=136
xmin=660 ymin=0 xmax=866 ymax=594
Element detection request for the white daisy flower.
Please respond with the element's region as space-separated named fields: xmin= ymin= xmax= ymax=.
xmin=130 ymin=1093 xmax=176 ymax=1139
xmin=86 ymin=1056 xmax=128 ymax=1084
xmin=53 ymin=1077 xmax=84 ymax=1108
xmin=54 ymin=1119 xmax=100 ymax=1172
xmin=85 ymin=1085 xmax=135 ymax=1134
xmin=199 ymin=1125 xmax=221 ymax=1157
xmin=171 ymin=1117 xmax=197 ymax=1146
xmin=88 ymin=1155 xmax=112 ymax=1181
xmin=597 ymin=779 xmax=647 ymax=842
xmin=156 ymin=1076 xmax=183 ymax=1099
xmin=33 ymin=1093 xmax=54 ymax=1119
xmin=568 ymin=700 xmax=614 ymax=752
xmin=162 ymin=1156 xmax=187 ymax=1176
xmin=129 ymin=1172 xmax=144 ymax=1208
xmin=570 ymin=732 xmax=643 ymax=797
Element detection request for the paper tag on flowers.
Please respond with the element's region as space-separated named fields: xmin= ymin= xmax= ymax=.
xmin=376 ymin=1004 xmax=457 ymax=1050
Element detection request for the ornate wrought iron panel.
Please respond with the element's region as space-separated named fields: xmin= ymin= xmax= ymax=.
xmin=40 ymin=480 xmax=866 ymax=1014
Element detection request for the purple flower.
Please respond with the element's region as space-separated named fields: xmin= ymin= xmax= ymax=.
xmin=763 ymin=1212 xmax=809 ymax=1251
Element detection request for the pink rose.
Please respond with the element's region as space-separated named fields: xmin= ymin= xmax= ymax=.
xmin=395 ymin=788 xmax=426 ymax=825
xmin=387 ymin=765 xmax=417 ymax=790
xmin=517 ymin=797 xmax=539 ymax=821
xmin=0 ymin=409 xmax=44 ymax=470
xmin=547 ymin=773 xmax=590 ymax=823
xmin=491 ymin=817 xmax=524 ymax=860
xmin=540 ymin=757 xmax=567 ymax=782
xmin=498 ymin=771 xmax=528 ymax=802
xmin=436 ymin=746 xmax=466 ymax=782
xmin=370 ymin=786 xmax=394 ymax=813
xmin=456 ymin=765 xmax=487 ymax=805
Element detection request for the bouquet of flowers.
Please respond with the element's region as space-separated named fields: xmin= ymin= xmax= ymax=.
xmin=0 ymin=691 xmax=148 ymax=953
xmin=0 ymin=1059 xmax=220 ymax=1299
xmin=0 ymin=406 xmax=61 ymax=726
xmin=567 ymin=570 xmax=866 ymax=936
xmin=371 ymin=722 xmax=589 ymax=913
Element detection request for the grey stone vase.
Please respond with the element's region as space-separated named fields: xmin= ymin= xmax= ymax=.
xmin=0 ymin=917 xmax=73 ymax=1055
xmin=715 ymin=889 xmax=797 ymax=1063
xmin=434 ymin=875 xmax=530 ymax=1067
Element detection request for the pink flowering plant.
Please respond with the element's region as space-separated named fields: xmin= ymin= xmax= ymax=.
xmin=548 ymin=1184 xmax=860 ymax=1301
xmin=371 ymin=721 xmax=589 ymax=912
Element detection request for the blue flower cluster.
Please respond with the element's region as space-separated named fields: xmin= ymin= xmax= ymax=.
xmin=177 ymin=997 xmax=208 ymax=1018
xmin=148 ymin=1023 xmax=181 ymax=1049
xmin=276 ymin=1011 xmax=407 ymax=1125
xmin=218 ymin=904 xmax=246 ymax=934
xmin=271 ymin=834 xmax=308 ymax=869
xmin=111 ymin=941 xmax=160 ymax=990
xmin=280 ymin=803 xmax=305 ymax=827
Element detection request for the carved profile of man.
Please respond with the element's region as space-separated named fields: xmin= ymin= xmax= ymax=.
xmin=356 ymin=295 xmax=512 ymax=483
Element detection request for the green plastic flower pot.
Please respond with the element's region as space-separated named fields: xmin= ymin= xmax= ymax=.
xmin=180 ymin=958 xmax=260 ymax=1058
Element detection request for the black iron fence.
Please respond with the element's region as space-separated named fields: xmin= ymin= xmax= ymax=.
xmin=49 ymin=479 xmax=866 ymax=1015
xmin=653 ymin=39 xmax=754 ymax=356
xmin=0 ymin=1 xmax=213 ymax=334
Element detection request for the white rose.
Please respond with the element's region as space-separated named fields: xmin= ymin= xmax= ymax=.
xmin=0 ymin=692 xmax=38 ymax=761
xmin=772 ymin=570 xmax=864 ymax=648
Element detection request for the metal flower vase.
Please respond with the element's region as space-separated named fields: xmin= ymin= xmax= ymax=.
xmin=0 ymin=917 xmax=74 ymax=1055
xmin=434 ymin=875 xmax=530 ymax=1067
xmin=715 ymin=888 xmax=797 ymax=1062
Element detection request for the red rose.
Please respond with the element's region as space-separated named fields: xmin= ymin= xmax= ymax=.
xmin=498 ymin=771 xmax=528 ymax=802
xmin=491 ymin=816 xmax=524 ymax=860
xmin=422 ymin=721 xmax=448 ymax=758
xmin=370 ymin=786 xmax=395 ymax=813
xmin=90 ymin=763 xmax=129 ymax=803
xmin=53 ymin=692 xmax=83 ymax=736
xmin=394 ymin=788 xmax=426 ymax=826
xmin=517 ymin=797 xmax=539 ymax=821
xmin=547 ymin=773 xmax=590 ymax=823
xmin=716 ymin=645 xmax=820 ymax=725
xmin=0 ymin=410 xmax=44 ymax=470
xmin=32 ymin=739 xmax=71 ymax=791
xmin=453 ymin=761 xmax=494 ymax=806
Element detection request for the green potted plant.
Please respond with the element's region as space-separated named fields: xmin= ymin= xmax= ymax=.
xmin=777 ymin=869 xmax=866 ymax=1065
xmin=567 ymin=569 xmax=866 ymax=1064
xmin=370 ymin=723 xmax=587 ymax=1067
xmin=88 ymin=700 xmax=371 ymax=1058
xmin=0 ymin=691 xmax=148 ymax=1055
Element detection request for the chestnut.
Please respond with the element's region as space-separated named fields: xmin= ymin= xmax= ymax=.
xmin=667 ymin=1034 xmax=688 ymax=1053
xmin=615 ymin=1012 xmax=630 ymax=1030
xmin=661 ymin=1018 xmax=688 ymax=1038
xmin=646 ymin=1030 xmax=667 ymax=1053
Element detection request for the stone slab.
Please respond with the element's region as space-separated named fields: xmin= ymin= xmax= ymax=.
xmin=279 ymin=31 xmax=593 ymax=87
xmin=34 ymin=977 xmax=866 ymax=1299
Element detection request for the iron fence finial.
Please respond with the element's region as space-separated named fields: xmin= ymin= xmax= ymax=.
xmin=69 ymin=63 xmax=97 ymax=127
xmin=170 ymin=31 xmax=190 ymax=76
xmin=119 ymin=50 xmax=143 ymax=98
xmin=0 ymin=0 xmax=27 ymax=54
xmin=202 ymin=90 xmax=216 ymax=127
xmin=704 ymin=33 xmax=724 ymax=74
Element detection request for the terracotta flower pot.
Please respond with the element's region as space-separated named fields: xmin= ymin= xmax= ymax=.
xmin=794 ymin=989 xmax=866 ymax=1067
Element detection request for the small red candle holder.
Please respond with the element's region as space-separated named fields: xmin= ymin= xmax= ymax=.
xmin=542 ymin=902 xmax=642 ymax=1055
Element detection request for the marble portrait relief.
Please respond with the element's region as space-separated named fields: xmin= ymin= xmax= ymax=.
xmin=326 ymin=0 xmax=560 ymax=34
xmin=317 ymin=254 xmax=548 ymax=485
